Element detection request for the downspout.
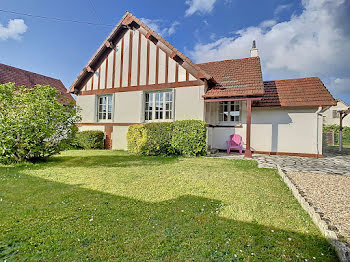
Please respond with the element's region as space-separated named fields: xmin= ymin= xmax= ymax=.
xmin=316 ymin=106 xmax=323 ymax=157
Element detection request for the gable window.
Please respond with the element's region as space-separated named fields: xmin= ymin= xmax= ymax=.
xmin=145 ymin=91 xmax=173 ymax=121
xmin=219 ymin=101 xmax=240 ymax=123
xmin=98 ymin=95 xmax=113 ymax=121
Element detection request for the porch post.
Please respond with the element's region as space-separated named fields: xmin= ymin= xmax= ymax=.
xmin=245 ymin=99 xmax=252 ymax=158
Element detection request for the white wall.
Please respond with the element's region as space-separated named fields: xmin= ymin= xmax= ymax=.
xmin=114 ymin=91 xmax=143 ymax=123
xmin=175 ymin=85 xmax=205 ymax=121
xmin=208 ymin=105 xmax=322 ymax=155
xmin=76 ymin=95 xmax=96 ymax=123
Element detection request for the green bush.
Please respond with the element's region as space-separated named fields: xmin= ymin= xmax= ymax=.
xmin=0 ymin=83 xmax=79 ymax=164
xmin=127 ymin=120 xmax=207 ymax=156
xmin=127 ymin=123 xmax=173 ymax=155
xmin=170 ymin=120 xmax=207 ymax=156
xmin=76 ymin=131 xmax=105 ymax=149
xmin=323 ymin=125 xmax=350 ymax=145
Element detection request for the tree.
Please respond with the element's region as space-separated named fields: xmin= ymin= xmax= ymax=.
xmin=0 ymin=83 xmax=80 ymax=163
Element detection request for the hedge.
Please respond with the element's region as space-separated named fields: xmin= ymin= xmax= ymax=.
xmin=76 ymin=130 xmax=105 ymax=149
xmin=170 ymin=120 xmax=207 ymax=156
xmin=127 ymin=120 xmax=207 ymax=156
xmin=323 ymin=125 xmax=350 ymax=145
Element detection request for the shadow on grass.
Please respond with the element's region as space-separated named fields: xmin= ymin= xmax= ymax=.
xmin=0 ymin=171 xmax=337 ymax=261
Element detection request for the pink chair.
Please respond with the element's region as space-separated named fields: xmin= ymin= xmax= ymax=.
xmin=226 ymin=134 xmax=244 ymax=155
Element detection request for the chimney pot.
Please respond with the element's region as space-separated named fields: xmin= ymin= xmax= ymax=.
xmin=250 ymin=40 xmax=259 ymax=57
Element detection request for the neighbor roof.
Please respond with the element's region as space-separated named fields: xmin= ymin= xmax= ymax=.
xmin=0 ymin=63 xmax=74 ymax=104
xmin=199 ymin=57 xmax=265 ymax=98
xmin=254 ymin=77 xmax=336 ymax=107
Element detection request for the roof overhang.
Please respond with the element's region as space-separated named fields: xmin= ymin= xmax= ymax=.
xmin=204 ymin=96 xmax=262 ymax=102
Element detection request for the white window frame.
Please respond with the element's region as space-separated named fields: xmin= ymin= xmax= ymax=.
xmin=144 ymin=90 xmax=174 ymax=122
xmin=219 ymin=101 xmax=241 ymax=125
xmin=97 ymin=94 xmax=113 ymax=122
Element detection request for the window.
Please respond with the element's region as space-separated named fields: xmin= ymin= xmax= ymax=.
xmin=98 ymin=95 xmax=112 ymax=120
xmin=145 ymin=91 xmax=173 ymax=121
xmin=219 ymin=101 xmax=240 ymax=123
xmin=332 ymin=110 xmax=339 ymax=118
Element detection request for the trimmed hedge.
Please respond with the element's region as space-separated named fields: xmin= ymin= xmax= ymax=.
xmin=76 ymin=130 xmax=105 ymax=149
xmin=170 ymin=120 xmax=207 ymax=156
xmin=127 ymin=120 xmax=207 ymax=156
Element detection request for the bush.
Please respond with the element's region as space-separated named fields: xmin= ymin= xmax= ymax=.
xmin=0 ymin=83 xmax=79 ymax=164
xmin=323 ymin=124 xmax=350 ymax=145
xmin=76 ymin=131 xmax=105 ymax=149
xmin=127 ymin=123 xmax=173 ymax=155
xmin=170 ymin=120 xmax=207 ymax=156
xmin=127 ymin=120 xmax=207 ymax=156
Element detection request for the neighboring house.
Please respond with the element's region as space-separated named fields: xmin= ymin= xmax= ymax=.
xmin=69 ymin=12 xmax=336 ymax=157
xmin=322 ymin=99 xmax=350 ymax=127
xmin=0 ymin=63 xmax=75 ymax=105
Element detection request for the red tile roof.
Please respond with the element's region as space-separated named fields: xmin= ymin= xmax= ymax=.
xmin=0 ymin=63 xmax=75 ymax=105
xmin=198 ymin=57 xmax=265 ymax=98
xmin=254 ymin=77 xmax=336 ymax=107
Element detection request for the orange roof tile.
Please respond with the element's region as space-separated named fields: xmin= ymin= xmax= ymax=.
xmin=198 ymin=57 xmax=265 ymax=97
xmin=254 ymin=77 xmax=336 ymax=107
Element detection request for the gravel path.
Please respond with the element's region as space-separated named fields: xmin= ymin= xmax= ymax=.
xmin=286 ymin=171 xmax=350 ymax=246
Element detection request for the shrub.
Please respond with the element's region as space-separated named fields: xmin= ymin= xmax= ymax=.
xmin=0 ymin=83 xmax=79 ymax=164
xmin=170 ymin=120 xmax=207 ymax=156
xmin=127 ymin=120 xmax=207 ymax=156
xmin=127 ymin=123 xmax=173 ymax=155
xmin=76 ymin=131 xmax=105 ymax=149
xmin=323 ymin=124 xmax=350 ymax=145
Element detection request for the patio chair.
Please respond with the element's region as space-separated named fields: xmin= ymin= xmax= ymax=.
xmin=226 ymin=134 xmax=244 ymax=155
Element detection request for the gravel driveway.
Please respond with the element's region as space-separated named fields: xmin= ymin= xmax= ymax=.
xmin=286 ymin=171 xmax=350 ymax=246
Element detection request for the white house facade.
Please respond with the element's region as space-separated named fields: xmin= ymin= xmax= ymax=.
xmin=322 ymin=99 xmax=350 ymax=127
xmin=69 ymin=12 xmax=336 ymax=158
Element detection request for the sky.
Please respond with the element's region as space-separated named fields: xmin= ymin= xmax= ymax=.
xmin=1 ymin=0 xmax=349 ymax=104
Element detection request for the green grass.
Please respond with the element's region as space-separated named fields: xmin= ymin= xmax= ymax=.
xmin=0 ymin=150 xmax=337 ymax=261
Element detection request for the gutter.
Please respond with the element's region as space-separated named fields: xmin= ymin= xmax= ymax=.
xmin=316 ymin=106 xmax=323 ymax=156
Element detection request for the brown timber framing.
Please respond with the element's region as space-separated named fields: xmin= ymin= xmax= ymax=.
xmin=79 ymin=80 xmax=203 ymax=95
xmin=69 ymin=12 xmax=214 ymax=94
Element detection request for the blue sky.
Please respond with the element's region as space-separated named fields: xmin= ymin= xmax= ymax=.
xmin=1 ymin=0 xmax=349 ymax=104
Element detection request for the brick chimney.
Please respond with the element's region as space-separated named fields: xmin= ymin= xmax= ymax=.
xmin=250 ymin=40 xmax=259 ymax=57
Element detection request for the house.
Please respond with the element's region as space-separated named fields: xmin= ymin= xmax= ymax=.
xmin=69 ymin=12 xmax=336 ymax=158
xmin=322 ymin=99 xmax=350 ymax=127
xmin=0 ymin=63 xmax=75 ymax=105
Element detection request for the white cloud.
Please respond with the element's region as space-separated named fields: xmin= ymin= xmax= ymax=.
xmin=326 ymin=78 xmax=350 ymax=97
xmin=188 ymin=0 xmax=350 ymax=101
xmin=0 ymin=19 xmax=27 ymax=41
xmin=140 ymin=18 xmax=179 ymax=37
xmin=185 ymin=0 xmax=217 ymax=16
xmin=274 ymin=4 xmax=293 ymax=15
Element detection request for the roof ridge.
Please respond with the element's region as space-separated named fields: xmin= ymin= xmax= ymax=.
xmin=263 ymin=77 xmax=320 ymax=83
xmin=0 ymin=63 xmax=61 ymax=82
xmin=196 ymin=56 xmax=259 ymax=66
xmin=69 ymin=11 xmax=212 ymax=93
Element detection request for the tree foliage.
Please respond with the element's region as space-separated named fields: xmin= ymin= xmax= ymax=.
xmin=0 ymin=83 xmax=80 ymax=163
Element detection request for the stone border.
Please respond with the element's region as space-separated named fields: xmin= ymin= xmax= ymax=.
xmin=276 ymin=165 xmax=350 ymax=262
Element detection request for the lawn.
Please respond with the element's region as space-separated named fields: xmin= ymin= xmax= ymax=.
xmin=0 ymin=150 xmax=337 ymax=261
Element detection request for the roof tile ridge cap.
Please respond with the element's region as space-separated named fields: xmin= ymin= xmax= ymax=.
xmin=196 ymin=56 xmax=257 ymax=65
